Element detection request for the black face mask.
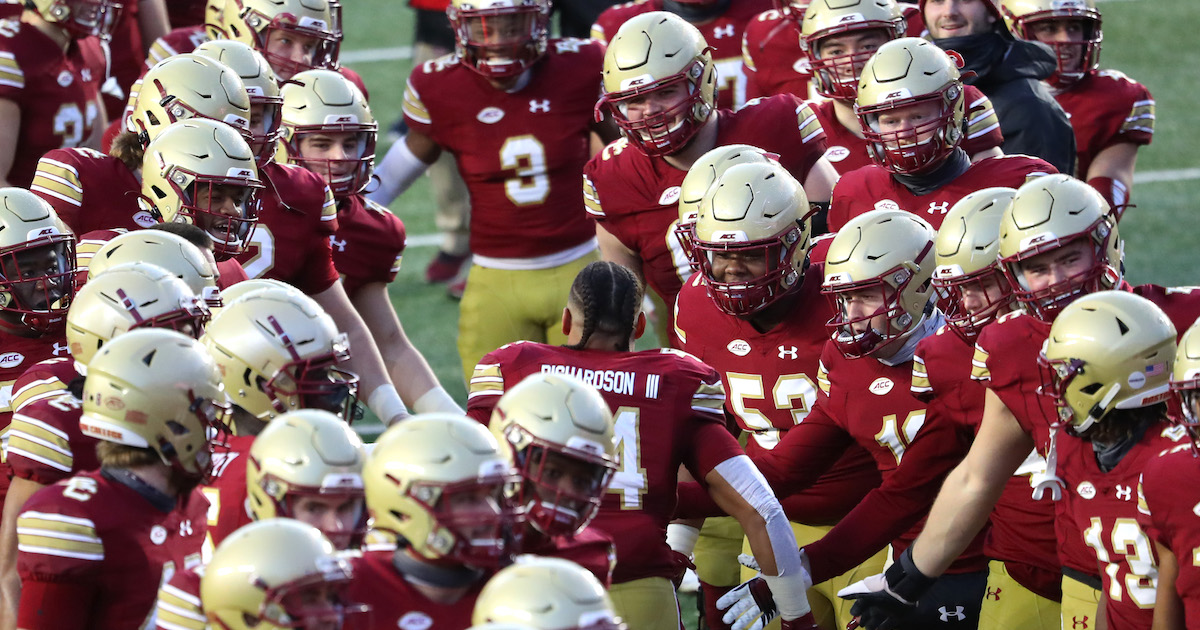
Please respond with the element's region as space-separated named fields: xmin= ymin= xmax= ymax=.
xmin=932 ymin=31 xmax=1008 ymax=80
xmin=663 ymin=0 xmax=733 ymax=22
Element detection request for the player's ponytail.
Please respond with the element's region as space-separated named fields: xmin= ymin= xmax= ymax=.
xmin=565 ymin=261 xmax=643 ymax=352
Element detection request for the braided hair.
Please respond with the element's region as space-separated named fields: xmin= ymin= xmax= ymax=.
xmin=565 ymin=261 xmax=644 ymax=352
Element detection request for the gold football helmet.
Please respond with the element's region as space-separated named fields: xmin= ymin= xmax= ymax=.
xmin=1040 ymin=291 xmax=1176 ymax=435
xmin=364 ymin=413 xmax=522 ymax=568
xmin=447 ymin=0 xmax=551 ymax=79
xmin=80 ymin=328 xmax=229 ymax=479
xmin=472 ymin=556 xmax=626 ymax=630
xmin=0 ymin=188 xmax=75 ymax=332
xmin=141 ymin=119 xmax=264 ymax=261
xmin=279 ymin=69 xmax=376 ymax=199
xmin=204 ymin=0 xmax=229 ymax=39
xmin=193 ymin=40 xmax=284 ymax=165
xmin=222 ymin=0 xmax=339 ymax=80
xmin=1172 ymin=320 xmax=1200 ymax=428
xmin=931 ymin=187 xmax=1016 ymax=340
xmin=692 ymin=161 xmax=812 ymax=316
xmin=997 ymin=174 xmax=1121 ymax=321
xmin=246 ymin=409 xmax=367 ymax=549
xmin=201 ymin=518 xmax=359 ymax=630
xmin=677 ymin=144 xmax=778 ymax=271
xmin=490 ymin=372 xmax=616 ymax=537
xmin=201 ymin=289 xmax=357 ymax=421
xmin=131 ymin=54 xmax=252 ymax=146
xmin=28 ymin=0 xmax=123 ymax=39
xmin=597 ymin=11 xmax=717 ymax=157
xmin=67 ymin=263 xmax=209 ymax=366
xmin=822 ymin=209 xmax=937 ymax=358
xmin=1000 ymin=0 xmax=1101 ymax=87
xmin=218 ymin=278 xmax=301 ymax=306
xmin=87 ymin=230 xmax=220 ymax=308
xmin=801 ymin=0 xmax=905 ymax=100
xmin=856 ymin=37 xmax=966 ymax=174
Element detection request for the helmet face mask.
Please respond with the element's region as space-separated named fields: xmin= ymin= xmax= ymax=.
xmin=601 ymin=65 xmax=712 ymax=158
xmin=802 ymin=0 xmax=906 ymax=101
xmin=193 ymin=40 xmax=285 ymax=166
xmin=448 ymin=1 xmax=550 ymax=79
xmin=1002 ymin=0 xmax=1101 ymax=88
xmin=231 ymin=0 xmax=341 ymax=80
xmin=281 ymin=70 xmax=377 ymax=199
xmin=859 ymin=91 xmax=963 ymax=174
xmin=931 ymin=186 xmax=1017 ymax=340
xmin=932 ymin=267 xmax=1012 ymax=340
xmin=0 ymin=239 xmax=76 ymax=333
xmin=503 ymin=424 xmax=616 ymax=537
xmin=1002 ymin=220 xmax=1116 ymax=320
xmin=259 ymin=333 xmax=360 ymax=421
xmin=824 ymin=272 xmax=918 ymax=358
xmin=35 ymin=0 xmax=124 ymax=40
xmin=696 ymin=233 xmax=806 ymax=317
xmin=407 ymin=473 xmax=522 ymax=568
xmin=1172 ymin=324 xmax=1200 ymax=431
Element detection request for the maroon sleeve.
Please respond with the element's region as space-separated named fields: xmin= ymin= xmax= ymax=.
xmin=17 ymin=579 xmax=98 ymax=630
xmin=750 ymin=404 xmax=854 ymax=498
xmin=684 ymin=421 xmax=746 ymax=484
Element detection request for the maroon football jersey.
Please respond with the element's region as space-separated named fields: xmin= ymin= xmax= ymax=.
xmin=102 ymin=1 xmax=145 ymax=121
xmin=201 ymin=434 xmax=254 ymax=550
xmin=1057 ymin=424 xmax=1185 ymax=629
xmin=740 ymin=9 xmax=813 ymax=101
xmin=17 ymin=471 xmax=209 ymax=630
xmin=8 ymin=359 xmax=100 ymax=487
xmin=1138 ymin=442 xmax=1200 ymax=624
xmin=402 ymin=41 xmax=599 ymax=261
xmin=145 ymin=25 xmax=208 ymax=68
xmin=584 ymin=95 xmax=826 ymax=338
xmin=348 ymin=549 xmax=485 ymax=629
xmin=913 ymin=324 xmax=1061 ymax=596
xmin=592 ymin=0 xmax=772 ymax=110
xmin=467 ymin=340 xmax=740 ymax=584
xmin=674 ymin=267 xmax=881 ymax=525
xmin=235 ymin=161 xmax=340 ymax=295
xmin=812 ymin=86 xmax=1002 ymax=176
xmin=0 ymin=330 xmax=69 ymax=427
xmin=155 ymin=564 xmax=204 ymax=630
xmin=1054 ymin=70 xmax=1153 ymax=180
xmin=0 ymin=21 xmax=105 ymax=187
xmin=520 ymin=527 xmax=618 ymax=587
xmin=752 ymin=331 xmax=986 ymax=583
xmin=828 ymin=154 xmax=1055 ymax=232
xmin=332 ymin=194 xmax=406 ymax=296
xmin=30 ymin=147 xmax=153 ymax=234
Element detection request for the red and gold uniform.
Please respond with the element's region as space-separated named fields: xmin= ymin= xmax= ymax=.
xmin=0 ymin=331 xmax=69 ymax=428
xmin=467 ymin=340 xmax=739 ymax=587
xmin=30 ymin=147 xmax=154 ymax=235
xmin=1054 ymin=70 xmax=1154 ymax=189
xmin=584 ymin=95 xmax=826 ymax=341
xmin=235 ymin=161 xmax=340 ymax=295
xmin=201 ymin=434 xmax=255 ymax=550
xmin=1056 ymin=423 xmax=1185 ymax=629
xmin=331 ymin=194 xmax=406 ymax=297
xmin=102 ymin=2 xmax=148 ymax=120
xmin=16 ymin=470 xmax=209 ymax=630
xmin=1138 ymin=442 xmax=1200 ymax=625
xmin=828 ymin=154 xmax=1055 ymax=232
xmin=811 ymin=87 xmax=1003 ymax=176
xmin=592 ymin=0 xmax=772 ymax=110
xmin=155 ymin=565 xmax=206 ymax=630
xmin=7 ymin=359 xmax=99 ymax=489
xmin=0 ymin=18 xmax=106 ymax=187
xmin=145 ymin=25 xmax=209 ymax=68
xmin=347 ymin=548 xmax=485 ymax=629
xmin=520 ymin=529 xmax=619 ymax=588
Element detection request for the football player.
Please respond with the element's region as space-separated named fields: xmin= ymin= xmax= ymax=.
xmin=219 ymin=0 xmax=339 ymax=81
xmin=797 ymin=0 xmax=1003 ymax=177
xmin=350 ymin=414 xmax=523 ymax=628
xmin=0 ymin=263 xmax=207 ymax=629
xmin=146 ymin=0 xmax=228 ymax=68
xmin=0 ymin=0 xmax=109 ymax=187
xmin=199 ymin=287 xmax=359 ymax=545
xmin=278 ymin=69 xmax=455 ymax=415
xmin=915 ymin=188 xmax=1062 ymax=630
xmin=1139 ymin=320 xmax=1200 ymax=629
xmin=827 ymin=37 xmax=1054 ymax=232
xmin=839 ymin=175 xmax=1200 ymax=630
xmin=370 ymin=0 xmax=607 ymax=384
xmin=674 ymin=161 xmax=883 ymax=630
xmin=15 ymin=329 xmax=221 ymax=629
xmin=1000 ymin=0 xmax=1153 ymax=209
xmin=704 ymin=208 xmax=991 ymax=629
xmin=472 ymin=556 xmax=627 ymax=629
xmin=468 ymin=263 xmax=821 ymax=630
xmin=741 ymin=0 xmax=817 ymax=100
xmin=155 ymin=409 xmax=367 ymax=630
xmin=1034 ymin=291 xmax=1182 ymax=629
xmin=200 ymin=518 xmax=361 ymax=630
xmin=78 ymin=228 xmax=222 ymax=307
xmin=586 ymin=11 xmax=837 ymax=346
xmin=592 ymin=0 xmax=772 ymax=111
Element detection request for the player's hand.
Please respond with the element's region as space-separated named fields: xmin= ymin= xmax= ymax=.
xmin=717 ymin=576 xmax=777 ymax=630
xmin=837 ymin=548 xmax=934 ymax=630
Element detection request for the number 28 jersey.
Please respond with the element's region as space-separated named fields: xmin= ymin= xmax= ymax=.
xmin=402 ymin=41 xmax=601 ymax=261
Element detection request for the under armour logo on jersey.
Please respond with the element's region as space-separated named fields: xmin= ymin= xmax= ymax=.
xmin=554 ymin=39 xmax=583 ymax=54
xmin=80 ymin=68 xmax=93 ymax=83
xmin=938 ymin=606 xmax=965 ymax=622
xmin=778 ymin=346 xmax=798 ymax=360
xmin=329 ymin=236 xmax=347 ymax=252
xmin=711 ymin=24 xmax=735 ymax=39
xmin=179 ymin=520 xmax=193 ymax=536
xmin=985 ymin=586 xmax=1001 ymax=600
xmin=1116 ymin=484 xmax=1133 ymax=501
xmin=52 ymin=342 xmax=69 ymax=356
xmin=529 ymin=99 xmax=551 ymax=113
xmin=1071 ymin=616 xmax=1090 ymax=629
xmin=928 ymin=201 xmax=951 ymax=215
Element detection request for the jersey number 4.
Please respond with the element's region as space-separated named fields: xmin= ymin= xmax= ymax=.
xmin=606 ymin=406 xmax=648 ymax=510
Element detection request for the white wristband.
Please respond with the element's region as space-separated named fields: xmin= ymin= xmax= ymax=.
xmin=413 ymin=386 xmax=463 ymax=415
xmin=366 ymin=136 xmax=431 ymax=206
xmin=666 ymin=523 xmax=701 ymax=557
xmin=367 ymin=385 xmax=408 ymax=425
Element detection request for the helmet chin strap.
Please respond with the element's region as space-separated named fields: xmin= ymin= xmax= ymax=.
xmin=662 ymin=0 xmax=733 ymax=22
